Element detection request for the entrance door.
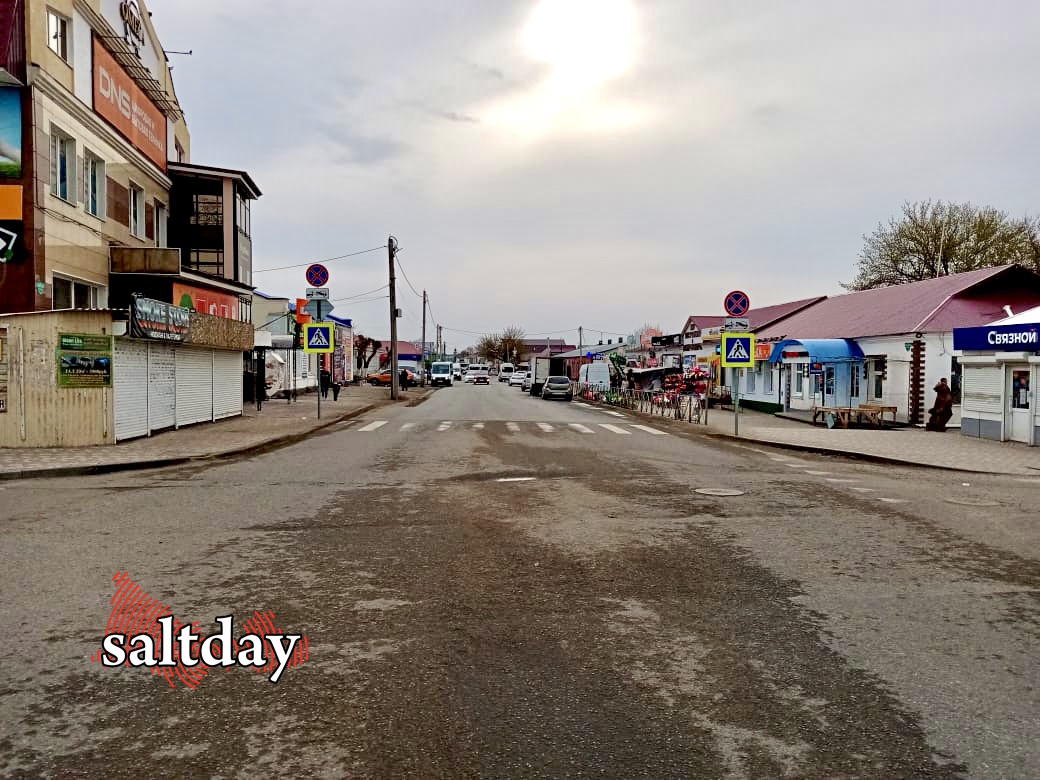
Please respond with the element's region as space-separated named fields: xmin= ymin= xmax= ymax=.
xmin=783 ymin=365 xmax=792 ymax=411
xmin=1007 ymin=366 xmax=1031 ymax=443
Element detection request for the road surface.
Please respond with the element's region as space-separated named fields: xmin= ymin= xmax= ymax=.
xmin=2 ymin=380 xmax=1038 ymax=778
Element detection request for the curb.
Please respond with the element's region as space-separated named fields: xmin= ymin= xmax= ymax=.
xmin=0 ymin=403 xmax=380 ymax=482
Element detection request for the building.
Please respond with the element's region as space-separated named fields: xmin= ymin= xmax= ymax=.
xmin=518 ymin=338 xmax=576 ymax=364
xmin=954 ymin=306 xmax=1039 ymax=445
xmin=555 ymin=341 xmax=625 ymax=380
xmin=378 ymin=340 xmax=422 ymax=371
xmin=750 ymin=266 xmax=1040 ymax=422
xmin=0 ymin=2 xmax=261 ymax=446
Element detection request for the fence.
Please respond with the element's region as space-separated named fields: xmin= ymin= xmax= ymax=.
xmin=574 ymin=383 xmax=708 ymax=424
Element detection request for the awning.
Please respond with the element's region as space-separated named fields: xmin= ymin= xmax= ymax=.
xmin=767 ymin=338 xmax=864 ymax=363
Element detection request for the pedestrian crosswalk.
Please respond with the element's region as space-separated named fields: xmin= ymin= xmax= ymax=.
xmin=342 ymin=420 xmax=669 ymax=436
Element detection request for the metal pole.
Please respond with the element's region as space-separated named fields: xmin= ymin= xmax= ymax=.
xmin=421 ymin=289 xmax=427 ymax=386
xmin=318 ymin=354 xmax=322 ymax=419
xmin=734 ymin=370 xmax=740 ymax=437
xmin=388 ymin=236 xmax=399 ymax=400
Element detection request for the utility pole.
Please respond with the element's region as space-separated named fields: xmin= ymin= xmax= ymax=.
xmin=388 ymin=236 xmax=400 ymax=400
xmin=578 ymin=326 xmax=583 ymax=353
xmin=421 ymin=289 xmax=428 ymax=386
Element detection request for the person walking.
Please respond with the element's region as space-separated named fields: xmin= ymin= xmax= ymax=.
xmin=319 ymin=368 xmax=331 ymax=399
xmin=331 ymin=381 xmax=341 ymax=401
xmin=399 ymin=368 xmax=409 ymax=390
xmin=926 ymin=377 xmax=954 ymax=431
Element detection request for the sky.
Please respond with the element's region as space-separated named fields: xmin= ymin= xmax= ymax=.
xmin=151 ymin=0 xmax=1040 ymax=350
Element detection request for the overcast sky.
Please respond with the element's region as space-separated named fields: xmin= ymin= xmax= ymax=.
xmin=152 ymin=0 xmax=1040 ymax=348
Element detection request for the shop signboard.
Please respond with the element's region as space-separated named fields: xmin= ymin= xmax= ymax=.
xmin=57 ymin=333 xmax=112 ymax=388
xmin=129 ymin=296 xmax=190 ymax=341
xmin=0 ymin=88 xmax=21 ymax=178
xmin=92 ymin=36 xmax=166 ymax=170
xmin=953 ymin=323 xmax=1040 ymax=351
xmin=173 ymin=282 xmax=239 ymax=320
xmin=754 ymin=343 xmax=772 ymax=361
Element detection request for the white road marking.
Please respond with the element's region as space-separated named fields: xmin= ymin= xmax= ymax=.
xmin=357 ymin=420 xmax=388 ymax=432
xmin=506 ymin=422 xmax=521 ymax=432
xmin=473 ymin=423 xmax=485 ymax=430
xmin=602 ymin=410 xmax=626 ymax=418
xmin=878 ymin=497 xmax=908 ymax=504
xmin=825 ymin=478 xmax=860 ymax=483
xmin=568 ymin=423 xmax=595 ymax=434
xmin=496 ymin=477 xmax=536 ymax=482
xmin=399 ymin=422 xmax=417 ymax=431
xmin=629 ymin=424 xmax=667 ymax=436
xmin=850 ymin=487 xmax=877 ymax=493
xmin=804 ymin=470 xmax=832 ymax=475
xmin=784 ymin=463 xmax=809 ymax=468
xmin=599 ymin=424 xmax=632 ymax=435
xmin=537 ymin=423 xmax=555 ymax=432
xmin=574 ymin=402 xmax=592 ymax=408
xmin=437 ymin=422 xmax=452 ymax=431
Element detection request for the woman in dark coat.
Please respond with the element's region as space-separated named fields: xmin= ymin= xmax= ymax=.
xmin=926 ymin=378 xmax=954 ymax=431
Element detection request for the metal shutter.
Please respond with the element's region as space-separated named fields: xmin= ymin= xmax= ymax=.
xmin=213 ymin=350 xmax=242 ymax=420
xmin=175 ymin=347 xmax=213 ymax=426
xmin=963 ymin=366 xmax=1002 ymax=414
xmin=114 ymin=339 xmax=149 ymax=441
xmin=148 ymin=343 xmax=176 ymax=431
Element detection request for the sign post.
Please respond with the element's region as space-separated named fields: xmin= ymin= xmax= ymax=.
xmin=722 ymin=288 xmax=753 ymax=436
xmin=304 ymin=322 xmax=334 ymax=418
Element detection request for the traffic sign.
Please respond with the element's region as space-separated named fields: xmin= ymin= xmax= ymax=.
xmin=304 ymin=299 xmax=334 ymax=321
xmin=303 ymin=322 xmax=334 ymax=353
xmin=306 ymin=287 xmax=330 ymax=300
xmin=724 ymin=290 xmax=750 ymax=317
xmin=721 ymin=332 xmax=755 ymax=368
xmin=305 ymin=263 xmax=329 ymax=287
xmin=724 ymin=317 xmax=750 ymax=332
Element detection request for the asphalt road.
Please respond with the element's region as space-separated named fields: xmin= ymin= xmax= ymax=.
xmin=2 ymin=380 xmax=1038 ymax=778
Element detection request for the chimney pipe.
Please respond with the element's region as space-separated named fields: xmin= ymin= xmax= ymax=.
xmin=1003 ymin=305 xmax=1015 ymax=318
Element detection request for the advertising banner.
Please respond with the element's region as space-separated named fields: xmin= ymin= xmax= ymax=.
xmin=953 ymin=323 xmax=1039 ymax=351
xmin=57 ymin=333 xmax=113 ymax=388
xmin=92 ymin=36 xmax=166 ymax=170
xmin=129 ymin=296 xmax=190 ymax=341
xmin=173 ymin=283 xmax=239 ymax=320
xmin=0 ymin=88 xmax=21 ymax=178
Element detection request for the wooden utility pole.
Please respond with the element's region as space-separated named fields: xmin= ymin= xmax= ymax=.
xmin=421 ymin=289 xmax=428 ymax=386
xmin=388 ymin=236 xmax=400 ymax=400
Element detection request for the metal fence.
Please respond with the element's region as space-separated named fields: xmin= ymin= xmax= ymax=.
xmin=574 ymin=383 xmax=708 ymax=424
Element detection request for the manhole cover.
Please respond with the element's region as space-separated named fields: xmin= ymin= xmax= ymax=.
xmin=944 ymin=497 xmax=1002 ymax=507
xmin=695 ymin=488 xmax=745 ymax=497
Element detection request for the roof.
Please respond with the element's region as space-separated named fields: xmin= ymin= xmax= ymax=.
xmin=681 ymin=297 xmax=826 ymax=334
xmin=758 ymin=265 xmax=1040 ymax=340
xmin=682 ymin=315 xmax=727 ymax=332
xmin=526 ymin=343 xmax=576 ymax=355
xmin=521 ymin=338 xmax=571 ymax=346
xmin=767 ymin=338 xmax=865 ymax=363
xmin=253 ymin=290 xmax=289 ymax=301
xmin=555 ymin=343 xmax=625 ymax=358
xmin=328 ymin=315 xmax=353 ymax=327
xmin=167 ymin=162 xmax=262 ymax=198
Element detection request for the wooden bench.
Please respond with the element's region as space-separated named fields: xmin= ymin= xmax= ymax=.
xmin=812 ymin=405 xmax=897 ymax=428
xmin=812 ymin=406 xmax=855 ymax=428
xmin=856 ymin=403 xmax=898 ymax=427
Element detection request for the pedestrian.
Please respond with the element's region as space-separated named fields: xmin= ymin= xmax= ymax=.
xmin=925 ymin=377 xmax=953 ymax=432
xmin=331 ymin=381 xmax=341 ymax=401
xmin=399 ymin=368 xmax=409 ymax=390
xmin=319 ymin=369 xmax=331 ymax=399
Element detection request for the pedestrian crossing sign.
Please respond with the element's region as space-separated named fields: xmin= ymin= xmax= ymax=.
xmin=721 ymin=333 xmax=754 ymax=367
xmin=304 ymin=322 xmax=334 ymax=353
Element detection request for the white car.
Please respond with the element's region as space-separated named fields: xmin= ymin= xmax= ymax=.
xmin=521 ymin=374 xmax=533 ymax=392
xmin=509 ymin=371 xmax=527 ymax=387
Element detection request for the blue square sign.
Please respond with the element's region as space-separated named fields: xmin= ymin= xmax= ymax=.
xmin=304 ymin=323 xmax=334 ymax=353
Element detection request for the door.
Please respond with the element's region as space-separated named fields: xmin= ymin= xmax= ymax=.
xmin=783 ymin=365 xmax=792 ymax=410
xmin=114 ymin=339 xmax=148 ymax=441
xmin=1007 ymin=366 xmax=1031 ymax=443
xmin=148 ymin=343 xmax=176 ymax=431
xmin=176 ymin=347 xmax=213 ymax=426
xmin=213 ymin=350 xmax=243 ymax=419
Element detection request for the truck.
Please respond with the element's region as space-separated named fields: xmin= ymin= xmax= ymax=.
xmin=529 ymin=356 xmax=566 ymax=396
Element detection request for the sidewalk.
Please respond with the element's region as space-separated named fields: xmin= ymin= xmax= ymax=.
xmin=701 ymin=406 xmax=1040 ymax=476
xmin=0 ymin=384 xmax=412 ymax=480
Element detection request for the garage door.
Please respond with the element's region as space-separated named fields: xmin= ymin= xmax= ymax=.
xmin=148 ymin=343 xmax=176 ymax=432
xmin=114 ymin=339 xmax=149 ymax=441
xmin=213 ymin=350 xmax=242 ymax=419
xmin=176 ymin=347 xmax=212 ymax=426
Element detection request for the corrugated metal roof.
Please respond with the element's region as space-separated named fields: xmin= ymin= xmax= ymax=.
xmin=681 ymin=297 xmax=826 ymax=334
xmin=758 ymin=266 xmax=1040 ymax=339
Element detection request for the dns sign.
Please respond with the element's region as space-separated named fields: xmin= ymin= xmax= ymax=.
xmin=120 ymin=1 xmax=146 ymax=56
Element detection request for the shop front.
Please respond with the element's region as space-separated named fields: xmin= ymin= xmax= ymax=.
xmin=954 ymin=317 xmax=1039 ymax=446
xmin=767 ymin=339 xmax=865 ymax=412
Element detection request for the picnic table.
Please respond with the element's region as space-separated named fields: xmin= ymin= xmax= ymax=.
xmin=811 ymin=404 xmax=898 ymax=428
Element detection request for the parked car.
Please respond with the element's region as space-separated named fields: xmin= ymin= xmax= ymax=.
xmin=509 ymin=371 xmax=527 ymax=387
xmin=368 ymin=369 xmax=416 ymax=387
xmin=521 ymin=373 xmax=533 ymax=392
xmin=541 ymin=375 xmax=573 ymax=401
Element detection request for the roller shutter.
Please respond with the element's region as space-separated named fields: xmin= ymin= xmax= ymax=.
xmin=176 ymin=347 xmax=213 ymax=426
xmin=114 ymin=340 xmax=149 ymax=441
xmin=213 ymin=350 xmax=242 ymax=419
xmin=148 ymin=343 xmax=176 ymax=431
xmin=962 ymin=366 xmax=1003 ymax=414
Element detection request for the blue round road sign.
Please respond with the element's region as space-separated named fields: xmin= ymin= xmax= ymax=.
xmin=305 ymin=263 xmax=330 ymax=287
xmin=724 ymin=290 xmax=750 ymax=317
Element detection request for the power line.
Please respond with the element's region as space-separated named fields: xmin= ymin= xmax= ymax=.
xmin=332 ymin=284 xmax=389 ymax=302
xmin=395 ymin=256 xmax=423 ymax=298
xmin=253 ymin=245 xmax=387 ymax=274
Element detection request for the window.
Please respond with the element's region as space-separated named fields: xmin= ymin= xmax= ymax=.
xmin=83 ymin=151 xmax=105 ymax=218
xmin=185 ymin=249 xmax=223 ymax=275
xmin=794 ymin=366 xmax=804 ymax=396
xmin=236 ymin=194 xmax=251 ymax=237
xmin=1011 ymin=370 xmax=1030 ymax=410
xmin=129 ymin=183 xmax=144 ymax=237
xmin=50 ymin=128 xmax=75 ymax=202
xmin=850 ymin=363 xmax=861 ymax=398
xmin=765 ymin=365 xmax=773 ymax=393
xmin=824 ymin=366 xmax=835 ymax=396
xmin=48 ymin=10 xmax=70 ymax=62
xmin=191 ymin=193 xmax=222 ymax=226
xmin=239 ymin=297 xmax=251 ymax=323
xmin=873 ymin=359 xmax=885 ymax=398
xmin=748 ymin=365 xmax=756 ymax=393
xmin=155 ymin=201 xmax=168 ymax=247
xmin=174 ymin=140 xmax=185 ymax=162
xmin=950 ymin=357 xmax=962 ymax=404
xmin=52 ymin=276 xmax=101 ymax=310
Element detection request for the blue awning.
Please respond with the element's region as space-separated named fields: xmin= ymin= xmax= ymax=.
xmin=767 ymin=338 xmax=864 ymax=363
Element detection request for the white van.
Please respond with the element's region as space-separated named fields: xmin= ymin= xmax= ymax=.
xmin=431 ymin=361 xmax=453 ymax=386
xmin=579 ymin=362 xmax=611 ymax=390
xmin=498 ymin=362 xmax=515 ymax=382
xmin=452 ymin=362 xmax=463 ymax=380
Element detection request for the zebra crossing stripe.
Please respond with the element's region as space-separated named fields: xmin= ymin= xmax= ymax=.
xmin=598 ymin=423 xmax=631 ymax=435
xmin=399 ymin=422 xmax=418 ymax=430
xmin=568 ymin=423 xmax=594 ymax=434
xmin=357 ymin=420 xmax=388 ymax=432
xmin=437 ymin=421 xmax=452 ymax=431
xmin=506 ymin=422 xmax=520 ymax=432
xmin=473 ymin=423 xmax=485 ymax=430
xmin=603 ymin=410 xmax=626 ymax=418
xmin=629 ymin=424 xmax=667 ymax=435
xmin=537 ymin=423 xmax=555 ymax=432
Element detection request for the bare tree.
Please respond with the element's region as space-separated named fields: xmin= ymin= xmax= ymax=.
xmin=498 ymin=325 xmax=526 ymax=365
xmin=476 ymin=334 xmax=500 ymax=362
xmin=354 ymin=334 xmax=382 ymax=370
xmin=845 ymin=200 xmax=1040 ymax=290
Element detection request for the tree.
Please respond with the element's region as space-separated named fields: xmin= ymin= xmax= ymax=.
xmin=845 ymin=200 xmax=1040 ymax=290
xmin=498 ymin=325 xmax=526 ymax=365
xmin=476 ymin=334 xmax=500 ymax=362
xmin=353 ymin=334 xmax=381 ymax=370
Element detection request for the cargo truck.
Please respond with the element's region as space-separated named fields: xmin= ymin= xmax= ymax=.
xmin=529 ymin=356 xmax=566 ymax=396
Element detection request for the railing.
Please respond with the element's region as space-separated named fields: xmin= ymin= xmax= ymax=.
xmin=574 ymin=383 xmax=708 ymax=424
